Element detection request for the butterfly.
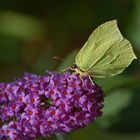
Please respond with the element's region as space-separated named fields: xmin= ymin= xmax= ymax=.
xmin=69 ymin=20 xmax=137 ymax=78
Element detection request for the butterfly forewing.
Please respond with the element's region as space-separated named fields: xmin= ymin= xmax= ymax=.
xmin=75 ymin=20 xmax=123 ymax=71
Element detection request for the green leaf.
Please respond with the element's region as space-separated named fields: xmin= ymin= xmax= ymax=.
xmin=96 ymin=89 xmax=132 ymax=129
xmin=0 ymin=11 xmax=44 ymax=40
xmin=96 ymin=76 xmax=140 ymax=93
xmin=69 ymin=125 xmax=140 ymax=140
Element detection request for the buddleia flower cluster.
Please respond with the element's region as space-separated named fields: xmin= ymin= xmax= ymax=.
xmin=0 ymin=72 xmax=104 ymax=140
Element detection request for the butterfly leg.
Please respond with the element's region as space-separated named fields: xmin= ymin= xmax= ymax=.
xmin=78 ymin=72 xmax=94 ymax=86
xmin=79 ymin=75 xmax=94 ymax=86
xmin=71 ymin=71 xmax=85 ymax=86
xmin=79 ymin=75 xmax=85 ymax=87
xmin=88 ymin=76 xmax=94 ymax=85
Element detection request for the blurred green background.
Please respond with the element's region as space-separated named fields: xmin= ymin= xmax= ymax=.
xmin=0 ymin=0 xmax=140 ymax=140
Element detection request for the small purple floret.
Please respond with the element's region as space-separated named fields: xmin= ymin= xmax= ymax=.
xmin=0 ymin=72 xmax=104 ymax=139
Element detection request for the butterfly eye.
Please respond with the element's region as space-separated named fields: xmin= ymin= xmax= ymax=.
xmin=71 ymin=64 xmax=77 ymax=69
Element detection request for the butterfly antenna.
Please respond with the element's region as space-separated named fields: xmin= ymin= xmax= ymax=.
xmin=53 ymin=56 xmax=64 ymax=61
xmin=53 ymin=56 xmax=70 ymax=72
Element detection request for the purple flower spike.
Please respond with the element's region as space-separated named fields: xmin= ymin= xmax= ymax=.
xmin=0 ymin=72 xmax=104 ymax=140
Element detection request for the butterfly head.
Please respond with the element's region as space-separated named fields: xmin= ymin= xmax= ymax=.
xmin=70 ymin=64 xmax=78 ymax=70
xmin=70 ymin=64 xmax=89 ymax=77
xmin=70 ymin=64 xmax=82 ymax=74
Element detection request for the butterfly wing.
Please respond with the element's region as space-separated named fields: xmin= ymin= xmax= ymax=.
xmin=88 ymin=39 xmax=136 ymax=78
xmin=75 ymin=20 xmax=137 ymax=78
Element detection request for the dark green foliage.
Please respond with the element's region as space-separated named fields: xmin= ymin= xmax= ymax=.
xmin=0 ymin=0 xmax=140 ymax=139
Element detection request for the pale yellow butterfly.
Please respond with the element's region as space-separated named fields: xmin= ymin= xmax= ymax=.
xmin=70 ymin=20 xmax=137 ymax=78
